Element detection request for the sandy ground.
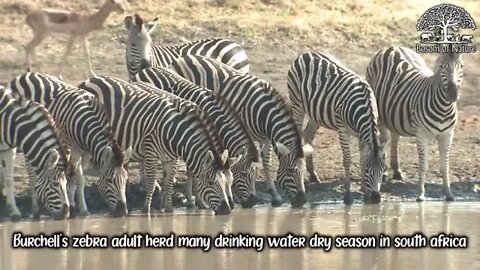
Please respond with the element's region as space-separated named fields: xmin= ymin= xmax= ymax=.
xmin=0 ymin=0 xmax=479 ymax=217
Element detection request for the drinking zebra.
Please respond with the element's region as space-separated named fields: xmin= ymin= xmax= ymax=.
xmin=0 ymin=86 xmax=72 ymax=220
xmin=78 ymin=76 xmax=232 ymax=214
xmin=287 ymin=52 xmax=386 ymax=205
xmin=7 ymin=72 xmax=131 ymax=217
xmin=366 ymin=46 xmax=463 ymax=201
xmin=169 ymin=55 xmax=313 ymax=208
xmin=123 ymin=13 xmax=249 ymax=81
xmin=132 ymin=67 xmax=260 ymax=208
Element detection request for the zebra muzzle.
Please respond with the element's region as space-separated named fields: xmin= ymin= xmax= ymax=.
xmin=240 ymin=193 xmax=258 ymax=208
xmin=214 ymin=200 xmax=231 ymax=215
xmin=111 ymin=200 xmax=128 ymax=217
xmin=52 ymin=203 xmax=69 ymax=220
xmin=291 ymin=190 xmax=307 ymax=208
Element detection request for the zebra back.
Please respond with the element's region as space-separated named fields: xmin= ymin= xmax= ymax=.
xmin=0 ymin=87 xmax=73 ymax=175
xmin=80 ymin=76 xmax=230 ymax=172
xmin=7 ymin=72 xmax=126 ymax=167
xmin=133 ymin=67 xmax=260 ymax=162
xmin=288 ymin=52 xmax=382 ymax=151
xmin=125 ymin=13 xmax=249 ymax=80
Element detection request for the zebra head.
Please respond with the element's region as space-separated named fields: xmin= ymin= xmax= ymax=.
xmin=124 ymin=13 xmax=159 ymax=79
xmin=436 ymin=50 xmax=464 ymax=102
xmin=35 ymin=148 xmax=71 ymax=220
xmin=197 ymin=149 xmax=231 ymax=215
xmin=275 ymin=142 xmax=313 ymax=208
xmin=361 ymin=142 xmax=386 ymax=204
xmin=229 ymin=146 xmax=259 ymax=208
xmin=95 ymin=145 xmax=132 ymax=217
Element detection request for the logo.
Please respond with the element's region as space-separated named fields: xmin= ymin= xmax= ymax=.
xmin=415 ymin=3 xmax=476 ymax=53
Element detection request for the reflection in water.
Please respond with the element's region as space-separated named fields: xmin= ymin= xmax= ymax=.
xmin=0 ymin=202 xmax=478 ymax=270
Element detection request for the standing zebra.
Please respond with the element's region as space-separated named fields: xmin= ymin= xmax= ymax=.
xmin=7 ymin=72 xmax=132 ymax=217
xmin=78 ymin=76 xmax=232 ymax=214
xmin=366 ymin=46 xmax=463 ymax=201
xmin=123 ymin=13 xmax=249 ymax=81
xmin=132 ymin=67 xmax=260 ymax=208
xmin=169 ymin=55 xmax=313 ymax=208
xmin=0 ymin=86 xmax=72 ymax=220
xmin=287 ymin=52 xmax=386 ymax=205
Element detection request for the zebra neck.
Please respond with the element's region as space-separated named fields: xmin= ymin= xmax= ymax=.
xmin=428 ymin=73 xmax=457 ymax=108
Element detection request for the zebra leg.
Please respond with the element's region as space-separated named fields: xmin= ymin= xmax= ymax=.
xmin=1 ymin=149 xmax=21 ymax=220
xmin=261 ymin=143 xmax=282 ymax=207
xmin=141 ymin=157 xmax=159 ymax=214
xmin=161 ymin=160 xmax=178 ymax=213
xmin=438 ymin=131 xmax=455 ymax=201
xmin=358 ymin=140 xmax=366 ymax=192
xmin=26 ymin=164 xmax=41 ymax=220
xmin=304 ymin=119 xmax=320 ymax=183
xmin=185 ymin=171 xmax=195 ymax=209
xmin=415 ymin=136 xmax=429 ymax=202
xmin=192 ymin=175 xmax=208 ymax=209
xmin=378 ymin=124 xmax=390 ymax=182
xmin=338 ymin=129 xmax=353 ymax=205
xmin=390 ymin=132 xmax=404 ymax=180
xmin=72 ymin=160 xmax=90 ymax=217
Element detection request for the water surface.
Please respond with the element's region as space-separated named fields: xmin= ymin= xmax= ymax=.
xmin=1 ymin=202 xmax=479 ymax=270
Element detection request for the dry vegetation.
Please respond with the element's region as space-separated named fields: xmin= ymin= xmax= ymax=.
xmin=0 ymin=0 xmax=479 ymax=213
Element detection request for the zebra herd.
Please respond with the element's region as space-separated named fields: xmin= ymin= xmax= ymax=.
xmin=0 ymin=13 xmax=464 ymax=220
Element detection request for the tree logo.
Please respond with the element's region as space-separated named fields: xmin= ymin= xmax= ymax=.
xmin=416 ymin=3 xmax=476 ymax=53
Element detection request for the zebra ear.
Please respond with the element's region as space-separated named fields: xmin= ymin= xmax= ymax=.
xmin=147 ymin=17 xmax=159 ymax=34
xmin=124 ymin=15 xmax=133 ymax=30
xmin=203 ymin=150 xmax=215 ymax=169
xmin=46 ymin=149 xmax=60 ymax=170
xmin=302 ymin=144 xmax=314 ymax=156
xmin=123 ymin=146 xmax=133 ymax=164
xmin=221 ymin=150 xmax=229 ymax=166
xmin=229 ymin=146 xmax=247 ymax=166
xmin=275 ymin=142 xmax=291 ymax=156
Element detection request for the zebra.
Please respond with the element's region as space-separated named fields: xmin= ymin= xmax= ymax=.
xmin=0 ymin=86 xmax=72 ymax=220
xmin=77 ymin=75 xmax=233 ymax=215
xmin=287 ymin=52 xmax=386 ymax=205
xmin=123 ymin=13 xmax=249 ymax=81
xmin=169 ymin=55 xmax=313 ymax=208
xmin=7 ymin=72 xmax=132 ymax=217
xmin=132 ymin=67 xmax=261 ymax=208
xmin=130 ymin=81 xmax=243 ymax=210
xmin=366 ymin=46 xmax=463 ymax=202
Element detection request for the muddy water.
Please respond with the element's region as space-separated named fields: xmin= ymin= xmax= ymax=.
xmin=0 ymin=202 xmax=479 ymax=270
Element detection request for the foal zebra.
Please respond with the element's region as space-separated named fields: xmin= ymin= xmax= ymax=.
xmin=169 ymin=55 xmax=313 ymax=208
xmin=0 ymin=86 xmax=72 ymax=220
xmin=287 ymin=52 xmax=386 ymax=205
xmin=124 ymin=13 xmax=249 ymax=81
xmin=133 ymin=67 xmax=260 ymax=208
xmin=366 ymin=46 xmax=463 ymax=202
xmin=7 ymin=72 xmax=131 ymax=217
xmin=78 ymin=76 xmax=232 ymax=214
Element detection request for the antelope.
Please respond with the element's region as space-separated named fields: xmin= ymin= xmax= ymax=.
xmin=24 ymin=0 xmax=126 ymax=78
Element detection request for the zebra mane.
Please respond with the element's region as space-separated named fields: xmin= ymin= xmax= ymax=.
xmin=9 ymin=90 xmax=75 ymax=176
xmin=86 ymin=94 xmax=126 ymax=166
xmin=170 ymin=96 xmax=230 ymax=170
xmin=256 ymin=78 xmax=306 ymax=159
xmin=203 ymin=88 xmax=260 ymax=163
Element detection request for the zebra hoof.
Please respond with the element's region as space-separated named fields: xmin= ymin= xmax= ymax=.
xmin=10 ymin=213 xmax=21 ymax=221
xmin=271 ymin=199 xmax=283 ymax=207
xmin=392 ymin=171 xmax=404 ymax=180
xmin=69 ymin=206 xmax=78 ymax=218
xmin=416 ymin=196 xmax=425 ymax=202
xmin=33 ymin=212 xmax=41 ymax=220
xmin=445 ymin=195 xmax=455 ymax=202
xmin=141 ymin=206 xmax=150 ymax=214
xmin=343 ymin=192 xmax=353 ymax=205
xmin=79 ymin=210 xmax=90 ymax=217
xmin=309 ymin=173 xmax=320 ymax=184
xmin=228 ymin=196 xmax=235 ymax=210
